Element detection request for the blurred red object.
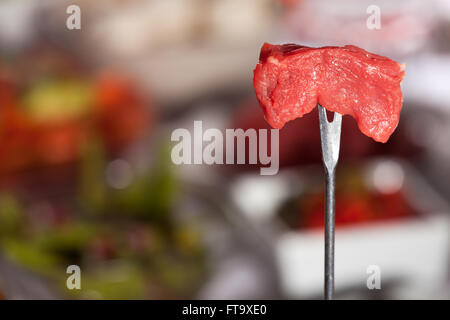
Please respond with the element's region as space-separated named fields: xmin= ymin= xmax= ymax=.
xmin=277 ymin=0 xmax=303 ymax=8
xmin=0 ymin=72 xmax=152 ymax=173
xmin=94 ymin=72 xmax=152 ymax=153
xmin=300 ymin=190 xmax=416 ymax=229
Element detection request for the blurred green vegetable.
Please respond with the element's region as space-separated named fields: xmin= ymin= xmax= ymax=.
xmin=79 ymin=137 xmax=108 ymax=213
xmin=23 ymin=78 xmax=93 ymax=123
xmin=2 ymin=239 xmax=62 ymax=276
xmin=110 ymin=144 xmax=178 ymax=222
xmin=0 ymin=141 xmax=206 ymax=299
xmin=0 ymin=193 xmax=22 ymax=236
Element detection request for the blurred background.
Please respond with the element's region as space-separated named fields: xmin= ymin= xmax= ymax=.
xmin=0 ymin=0 xmax=449 ymax=299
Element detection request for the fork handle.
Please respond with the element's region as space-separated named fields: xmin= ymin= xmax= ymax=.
xmin=324 ymin=169 xmax=335 ymax=300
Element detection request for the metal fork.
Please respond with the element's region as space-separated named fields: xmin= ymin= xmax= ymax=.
xmin=318 ymin=105 xmax=342 ymax=300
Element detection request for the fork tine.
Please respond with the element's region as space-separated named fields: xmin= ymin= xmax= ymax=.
xmin=318 ymin=105 xmax=342 ymax=173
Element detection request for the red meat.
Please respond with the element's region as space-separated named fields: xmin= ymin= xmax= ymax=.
xmin=253 ymin=43 xmax=405 ymax=143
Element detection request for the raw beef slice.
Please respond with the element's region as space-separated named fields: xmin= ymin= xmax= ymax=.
xmin=253 ymin=43 xmax=405 ymax=143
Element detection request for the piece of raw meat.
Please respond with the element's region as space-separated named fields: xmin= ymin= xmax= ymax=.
xmin=253 ymin=43 xmax=405 ymax=143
